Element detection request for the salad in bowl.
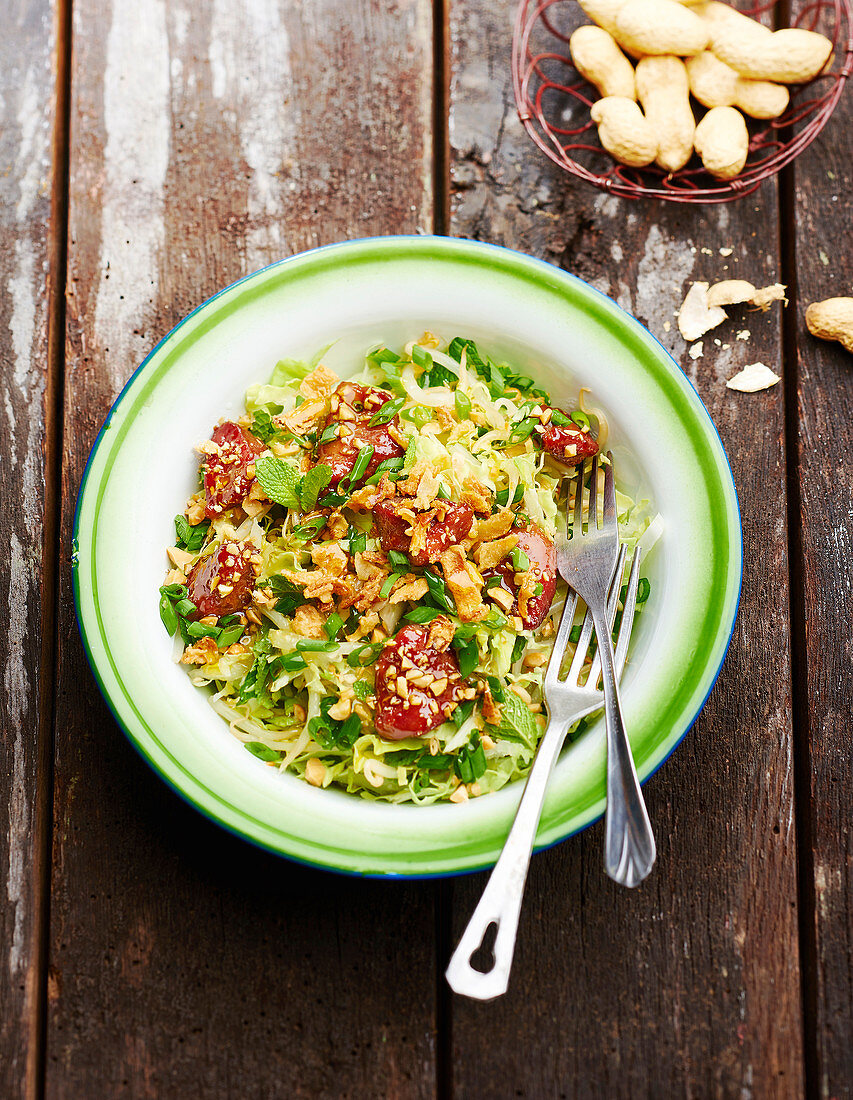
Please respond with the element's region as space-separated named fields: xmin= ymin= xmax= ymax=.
xmin=160 ymin=334 xmax=657 ymax=804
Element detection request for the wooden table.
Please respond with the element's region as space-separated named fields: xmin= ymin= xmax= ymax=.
xmin=2 ymin=1 xmax=851 ymax=1096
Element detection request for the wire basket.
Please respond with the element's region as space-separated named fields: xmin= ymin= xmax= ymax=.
xmin=511 ymin=0 xmax=853 ymax=202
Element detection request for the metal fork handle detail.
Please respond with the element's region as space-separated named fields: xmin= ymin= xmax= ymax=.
xmin=444 ymin=720 xmax=568 ymax=1001
xmin=592 ymin=606 xmax=656 ymax=888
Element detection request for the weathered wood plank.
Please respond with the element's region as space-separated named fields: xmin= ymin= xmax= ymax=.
xmin=791 ymin=54 xmax=853 ymax=1100
xmin=51 ymin=2 xmax=436 ymax=1096
xmin=0 ymin=2 xmax=59 ymax=1096
xmin=448 ymin=2 xmax=803 ymax=1094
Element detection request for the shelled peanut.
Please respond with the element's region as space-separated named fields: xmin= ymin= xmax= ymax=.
xmin=570 ymin=0 xmax=834 ymax=181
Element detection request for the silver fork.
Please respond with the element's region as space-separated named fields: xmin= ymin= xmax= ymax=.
xmin=445 ymin=543 xmax=640 ymax=1001
xmin=561 ymin=453 xmax=656 ymax=889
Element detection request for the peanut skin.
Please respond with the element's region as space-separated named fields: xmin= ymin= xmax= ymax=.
xmin=635 ymin=55 xmax=695 ymax=172
xmin=570 ymin=25 xmax=637 ymax=99
xmin=695 ymin=2 xmax=832 ymax=83
xmin=686 ymin=51 xmax=789 ymax=119
xmin=590 ymin=96 xmax=658 ymax=166
xmin=693 ymin=105 xmax=749 ymax=179
xmin=714 ymin=27 xmax=832 ymax=83
xmin=612 ymin=0 xmax=710 ymax=57
xmin=577 ymin=0 xmax=625 ymax=36
xmin=805 ymin=298 xmax=853 ymax=354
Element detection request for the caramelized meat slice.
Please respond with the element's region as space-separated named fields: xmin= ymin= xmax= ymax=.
xmin=373 ymin=498 xmax=474 ymax=567
xmin=203 ymin=421 xmax=264 ymax=518
xmin=374 ymin=625 xmax=463 ymax=740
xmin=482 ymin=522 xmax=556 ymax=629
xmin=316 ymin=382 xmax=404 ymax=486
xmin=540 ymin=420 xmax=599 ymax=467
xmin=186 ymin=543 xmax=256 ymax=619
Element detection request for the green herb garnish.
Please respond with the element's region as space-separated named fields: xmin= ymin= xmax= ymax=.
xmin=454 ymin=390 xmax=472 ymax=420
xmin=245 ymin=741 xmax=280 ymax=762
xmin=510 ymin=547 xmax=530 ymax=572
xmin=254 ymin=454 xmax=301 ymax=508
xmin=368 ymin=397 xmax=405 ymax=426
xmin=363 ymin=455 xmax=405 ymax=486
xmin=299 ymin=464 xmax=333 ymax=511
xmin=250 ymin=409 xmax=285 ymax=444
xmin=424 ymin=569 xmax=455 ymax=614
xmin=174 ymin=515 xmax=210 ymax=553
xmin=452 ymin=633 xmax=479 ymax=678
xmin=346 ymin=444 xmax=374 ymax=487
xmin=346 ymin=642 xmax=385 ymax=668
xmin=455 ymin=733 xmax=487 ymax=784
xmin=292 ymin=515 xmax=328 ymax=541
xmin=404 ymin=606 xmax=445 ymax=624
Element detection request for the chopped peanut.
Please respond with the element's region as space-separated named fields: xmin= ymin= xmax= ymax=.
xmin=167 ymin=546 xmax=195 ymax=568
xmin=185 ymin=494 xmax=206 ymax=525
xmin=327 ymin=696 xmax=353 ymax=721
xmin=305 ymin=758 xmax=326 ymax=787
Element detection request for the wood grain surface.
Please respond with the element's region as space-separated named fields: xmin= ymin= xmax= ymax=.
xmin=0 ymin=2 xmax=60 ymax=1097
xmin=447 ymin=1 xmax=804 ymax=1096
xmin=51 ymin=1 xmax=437 ymax=1096
xmin=790 ymin=45 xmax=853 ymax=1100
xmin=1 ymin=0 xmax=850 ymax=1095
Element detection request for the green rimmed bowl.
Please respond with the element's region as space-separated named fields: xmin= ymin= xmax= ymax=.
xmin=74 ymin=236 xmax=741 ymax=877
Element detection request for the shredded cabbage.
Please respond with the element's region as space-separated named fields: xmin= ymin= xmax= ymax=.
xmin=161 ymin=334 xmax=659 ymax=804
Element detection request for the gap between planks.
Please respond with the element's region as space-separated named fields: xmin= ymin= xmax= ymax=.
xmin=773 ymin=0 xmax=820 ymax=1089
xmin=30 ymin=0 xmax=73 ymax=1096
xmin=432 ymin=2 xmax=456 ymax=1096
xmin=778 ymin=149 xmax=821 ymax=1100
xmin=432 ymin=0 xmax=451 ymax=237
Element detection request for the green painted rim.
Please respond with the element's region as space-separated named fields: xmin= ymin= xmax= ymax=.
xmin=73 ymin=236 xmax=742 ymax=877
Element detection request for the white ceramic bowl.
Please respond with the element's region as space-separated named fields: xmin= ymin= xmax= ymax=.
xmin=74 ymin=236 xmax=741 ymax=876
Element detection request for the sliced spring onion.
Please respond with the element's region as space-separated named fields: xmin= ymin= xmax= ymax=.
xmin=346 ymin=444 xmax=374 ymax=486
xmin=368 ymin=397 xmax=405 ymax=426
xmin=454 ymin=390 xmax=472 ymax=420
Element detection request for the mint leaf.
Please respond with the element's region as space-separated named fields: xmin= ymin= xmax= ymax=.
xmin=352 ymin=680 xmax=374 ymax=701
xmin=255 ymin=455 xmax=300 ymax=508
xmin=299 ymin=464 xmax=333 ymax=511
xmin=250 ymin=409 xmax=285 ymax=444
xmin=493 ymin=691 xmax=538 ymax=748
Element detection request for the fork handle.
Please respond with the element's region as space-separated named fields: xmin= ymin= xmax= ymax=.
xmin=444 ymin=717 xmax=568 ymax=1000
xmin=592 ymin=607 xmax=656 ymax=888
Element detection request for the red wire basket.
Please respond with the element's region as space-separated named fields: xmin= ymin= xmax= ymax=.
xmin=512 ymin=0 xmax=853 ymax=202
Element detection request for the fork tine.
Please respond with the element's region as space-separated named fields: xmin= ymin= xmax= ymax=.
xmin=614 ymin=546 xmax=641 ymax=678
xmin=586 ymin=544 xmax=640 ymax=687
xmin=542 ymin=585 xmax=580 ymax=689
xmin=565 ymin=605 xmax=595 ymax=684
xmin=565 ymin=544 xmax=627 ymax=686
xmin=584 ymin=455 xmax=594 ymax=531
xmin=602 ymin=451 xmax=617 ymax=531
xmin=584 ymin=543 xmax=629 ymax=688
xmin=571 ymin=464 xmax=584 ymax=536
xmin=594 ymin=453 xmax=607 ymax=530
